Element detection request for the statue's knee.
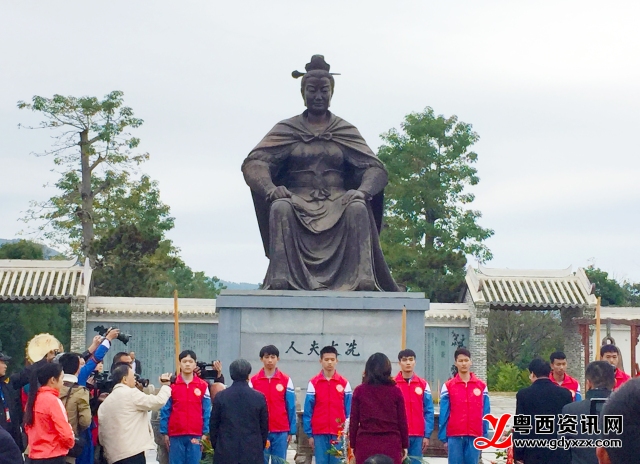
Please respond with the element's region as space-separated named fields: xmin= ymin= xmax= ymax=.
xmin=270 ymin=199 xmax=293 ymax=217
xmin=345 ymin=200 xmax=368 ymax=217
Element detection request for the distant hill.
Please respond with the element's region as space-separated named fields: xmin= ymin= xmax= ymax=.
xmin=0 ymin=239 xmax=61 ymax=259
xmin=220 ymin=280 xmax=260 ymax=290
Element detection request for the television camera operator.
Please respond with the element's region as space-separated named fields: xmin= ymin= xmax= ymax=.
xmin=98 ymin=363 xmax=172 ymax=464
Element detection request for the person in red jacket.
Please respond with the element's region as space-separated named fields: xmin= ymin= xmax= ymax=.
xmin=303 ymin=346 xmax=352 ymax=464
xmin=250 ymin=345 xmax=296 ymax=464
xmin=24 ymin=363 xmax=75 ymax=464
xmin=159 ymin=350 xmax=212 ymax=464
xmin=438 ymin=347 xmax=490 ymax=464
xmin=600 ymin=344 xmax=631 ymax=390
xmin=549 ymin=351 xmax=582 ymax=401
xmin=395 ymin=349 xmax=434 ymax=464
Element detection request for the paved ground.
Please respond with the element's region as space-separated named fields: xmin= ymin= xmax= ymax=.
xmin=147 ymin=394 xmax=518 ymax=464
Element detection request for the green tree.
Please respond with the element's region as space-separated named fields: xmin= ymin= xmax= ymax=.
xmin=487 ymin=310 xmax=564 ymax=369
xmin=378 ymin=107 xmax=494 ymax=301
xmin=0 ymin=240 xmax=44 ymax=259
xmin=161 ymin=264 xmax=226 ymax=299
xmin=585 ymin=266 xmax=627 ymax=306
xmin=18 ymin=91 xmax=148 ymax=265
xmin=0 ymin=241 xmax=69 ymax=373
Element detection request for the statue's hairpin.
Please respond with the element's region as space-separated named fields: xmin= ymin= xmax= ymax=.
xmin=292 ymin=54 xmax=341 ymax=79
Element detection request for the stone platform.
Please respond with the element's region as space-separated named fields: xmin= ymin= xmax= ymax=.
xmin=216 ymin=290 xmax=429 ymax=388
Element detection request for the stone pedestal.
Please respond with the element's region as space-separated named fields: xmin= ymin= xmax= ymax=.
xmin=216 ymin=291 xmax=429 ymax=389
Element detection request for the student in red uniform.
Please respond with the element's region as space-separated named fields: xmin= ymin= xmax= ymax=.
xmin=303 ymin=346 xmax=352 ymax=464
xmin=159 ymin=350 xmax=212 ymax=464
xmin=549 ymin=351 xmax=582 ymax=401
xmin=600 ymin=344 xmax=631 ymax=390
xmin=438 ymin=347 xmax=490 ymax=464
xmin=394 ymin=349 xmax=434 ymax=464
xmin=250 ymin=345 xmax=296 ymax=464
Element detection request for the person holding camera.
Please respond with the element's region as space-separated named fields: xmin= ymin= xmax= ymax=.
xmin=59 ymin=353 xmax=92 ymax=463
xmin=159 ymin=350 xmax=212 ymax=464
xmin=98 ymin=364 xmax=172 ymax=464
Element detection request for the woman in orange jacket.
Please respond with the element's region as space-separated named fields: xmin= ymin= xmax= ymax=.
xmin=24 ymin=363 xmax=75 ymax=463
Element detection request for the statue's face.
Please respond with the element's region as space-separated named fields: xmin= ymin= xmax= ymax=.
xmin=303 ymin=76 xmax=332 ymax=115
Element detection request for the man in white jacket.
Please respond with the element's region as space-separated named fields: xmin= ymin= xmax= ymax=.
xmin=99 ymin=364 xmax=172 ymax=464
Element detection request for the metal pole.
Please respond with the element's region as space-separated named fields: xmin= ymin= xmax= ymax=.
xmin=401 ymin=306 xmax=407 ymax=350
xmin=174 ymin=289 xmax=181 ymax=373
xmin=596 ymin=296 xmax=601 ymax=360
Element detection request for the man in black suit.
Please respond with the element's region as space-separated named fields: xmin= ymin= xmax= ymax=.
xmin=514 ymin=358 xmax=573 ymax=464
xmin=210 ymin=358 xmax=269 ymax=464
xmin=596 ymin=378 xmax=640 ymax=464
xmin=129 ymin=351 xmax=142 ymax=376
xmin=562 ymin=361 xmax=614 ymax=464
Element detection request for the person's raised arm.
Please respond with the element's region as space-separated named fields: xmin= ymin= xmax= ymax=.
xmin=132 ymin=375 xmax=171 ymax=411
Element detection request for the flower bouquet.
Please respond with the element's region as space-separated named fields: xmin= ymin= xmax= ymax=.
xmin=327 ymin=419 xmax=355 ymax=464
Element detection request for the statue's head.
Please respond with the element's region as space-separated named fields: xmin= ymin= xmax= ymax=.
xmin=293 ymin=55 xmax=337 ymax=116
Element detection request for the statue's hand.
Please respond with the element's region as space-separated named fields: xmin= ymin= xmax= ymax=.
xmin=267 ymin=186 xmax=292 ymax=202
xmin=341 ymin=189 xmax=367 ymax=205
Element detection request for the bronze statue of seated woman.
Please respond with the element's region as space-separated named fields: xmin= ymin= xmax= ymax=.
xmin=242 ymin=55 xmax=399 ymax=292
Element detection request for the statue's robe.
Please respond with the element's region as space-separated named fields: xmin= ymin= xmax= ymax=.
xmin=242 ymin=111 xmax=399 ymax=292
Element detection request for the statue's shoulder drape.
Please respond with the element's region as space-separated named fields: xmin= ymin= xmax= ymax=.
xmin=242 ymin=112 xmax=386 ymax=257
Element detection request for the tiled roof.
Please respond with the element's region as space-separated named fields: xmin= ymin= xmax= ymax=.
xmin=465 ymin=265 xmax=597 ymax=309
xmin=425 ymin=303 xmax=470 ymax=320
xmin=87 ymin=297 xmax=217 ymax=317
xmin=0 ymin=258 xmax=91 ymax=301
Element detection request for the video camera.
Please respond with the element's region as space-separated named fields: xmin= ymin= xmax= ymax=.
xmin=196 ymin=362 xmax=219 ymax=380
xmin=94 ymin=325 xmax=132 ymax=345
xmin=90 ymin=370 xmax=149 ymax=393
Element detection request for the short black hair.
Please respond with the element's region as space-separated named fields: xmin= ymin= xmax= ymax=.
xmin=363 ymin=455 xmax=394 ymax=464
xmin=320 ymin=346 xmax=338 ymax=358
xmin=585 ymin=361 xmax=615 ymax=390
xmin=111 ymin=352 xmax=131 ymax=372
xmin=528 ymin=358 xmax=551 ymax=378
xmin=549 ymin=351 xmax=566 ymax=363
xmin=259 ymin=345 xmax=280 ymax=358
xmin=601 ymin=378 xmax=640 ymax=463
xmin=59 ymin=353 xmax=81 ymax=375
xmin=229 ymin=359 xmax=252 ymax=382
xmin=600 ymin=344 xmax=618 ymax=356
xmin=398 ymin=349 xmax=416 ymax=361
xmin=111 ymin=364 xmax=131 ymax=385
xmin=454 ymin=347 xmax=471 ymax=360
xmin=179 ymin=350 xmax=197 ymax=362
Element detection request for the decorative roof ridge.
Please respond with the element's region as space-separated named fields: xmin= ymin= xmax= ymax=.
xmin=477 ymin=264 xmax=573 ymax=278
xmin=0 ymin=258 xmax=79 ymax=269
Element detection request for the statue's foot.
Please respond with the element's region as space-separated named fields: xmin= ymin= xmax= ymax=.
xmin=356 ymin=279 xmax=376 ymax=291
xmin=270 ymin=279 xmax=290 ymax=290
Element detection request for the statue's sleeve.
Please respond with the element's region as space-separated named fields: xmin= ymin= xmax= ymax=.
xmin=342 ymin=146 xmax=388 ymax=197
xmin=242 ymin=146 xmax=291 ymax=199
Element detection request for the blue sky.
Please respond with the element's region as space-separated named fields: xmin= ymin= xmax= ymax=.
xmin=1 ymin=1 xmax=638 ymax=284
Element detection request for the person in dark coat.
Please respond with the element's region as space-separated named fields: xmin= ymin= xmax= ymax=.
xmin=562 ymin=361 xmax=614 ymax=464
xmin=0 ymin=426 xmax=23 ymax=464
xmin=514 ymin=358 xmax=572 ymax=464
xmin=596 ymin=377 xmax=640 ymax=464
xmin=349 ymin=353 xmax=409 ymax=464
xmin=0 ymin=352 xmax=24 ymax=451
xmin=210 ymin=359 xmax=268 ymax=464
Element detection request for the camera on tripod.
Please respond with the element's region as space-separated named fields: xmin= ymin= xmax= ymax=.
xmin=94 ymin=325 xmax=132 ymax=345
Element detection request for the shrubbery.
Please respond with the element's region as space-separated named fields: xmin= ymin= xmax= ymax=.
xmin=488 ymin=362 xmax=530 ymax=392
